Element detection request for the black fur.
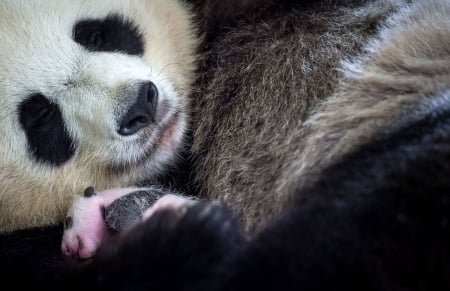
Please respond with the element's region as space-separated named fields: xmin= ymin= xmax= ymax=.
xmin=3 ymin=96 xmax=450 ymax=290
xmin=64 ymin=217 xmax=73 ymax=230
xmin=3 ymin=1 xmax=450 ymax=290
xmin=0 ymin=225 xmax=68 ymax=289
xmin=104 ymin=189 xmax=162 ymax=233
xmin=84 ymin=187 xmax=96 ymax=197
xmin=68 ymin=203 xmax=244 ymax=291
xmin=73 ymin=14 xmax=144 ymax=56
xmin=221 ymin=102 xmax=450 ymax=291
xmin=191 ymin=0 xmax=323 ymax=42
xmin=74 ymin=101 xmax=450 ymax=290
xmin=18 ymin=93 xmax=76 ymax=166
xmin=78 ymin=93 xmax=450 ymax=290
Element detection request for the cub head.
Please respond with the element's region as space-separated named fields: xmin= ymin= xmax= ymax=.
xmin=0 ymin=0 xmax=198 ymax=232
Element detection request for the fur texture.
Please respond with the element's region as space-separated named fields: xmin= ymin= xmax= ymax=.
xmin=0 ymin=0 xmax=198 ymax=232
xmin=191 ymin=0 xmax=412 ymax=233
xmin=1 ymin=0 xmax=450 ymax=290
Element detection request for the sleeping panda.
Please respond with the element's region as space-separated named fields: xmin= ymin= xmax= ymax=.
xmin=0 ymin=0 xmax=198 ymax=233
xmin=2 ymin=0 xmax=450 ymax=290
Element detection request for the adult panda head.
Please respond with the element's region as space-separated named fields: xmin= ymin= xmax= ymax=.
xmin=0 ymin=0 xmax=198 ymax=232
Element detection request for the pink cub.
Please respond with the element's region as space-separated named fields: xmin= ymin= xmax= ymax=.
xmin=61 ymin=187 xmax=192 ymax=259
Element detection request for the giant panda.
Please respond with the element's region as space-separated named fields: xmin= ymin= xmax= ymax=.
xmin=0 ymin=0 xmax=198 ymax=233
xmin=2 ymin=0 xmax=450 ymax=290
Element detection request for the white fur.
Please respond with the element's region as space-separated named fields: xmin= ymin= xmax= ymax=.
xmin=0 ymin=0 xmax=198 ymax=232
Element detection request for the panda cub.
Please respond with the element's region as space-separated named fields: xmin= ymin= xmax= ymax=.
xmin=61 ymin=187 xmax=193 ymax=259
xmin=2 ymin=0 xmax=450 ymax=290
xmin=0 ymin=0 xmax=197 ymax=233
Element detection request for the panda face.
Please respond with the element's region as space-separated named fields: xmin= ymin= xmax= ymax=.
xmin=0 ymin=0 xmax=198 ymax=230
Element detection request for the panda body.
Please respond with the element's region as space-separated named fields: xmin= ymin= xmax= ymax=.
xmin=1 ymin=0 xmax=450 ymax=290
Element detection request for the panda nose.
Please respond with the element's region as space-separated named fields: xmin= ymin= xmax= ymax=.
xmin=118 ymin=82 xmax=158 ymax=136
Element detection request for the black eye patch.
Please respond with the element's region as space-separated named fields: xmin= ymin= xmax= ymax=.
xmin=73 ymin=14 xmax=144 ymax=55
xmin=18 ymin=94 xmax=76 ymax=167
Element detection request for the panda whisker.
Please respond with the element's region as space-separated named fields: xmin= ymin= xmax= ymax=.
xmin=157 ymin=62 xmax=180 ymax=78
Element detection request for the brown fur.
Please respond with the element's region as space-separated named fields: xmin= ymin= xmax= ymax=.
xmin=190 ymin=0 xmax=450 ymax=233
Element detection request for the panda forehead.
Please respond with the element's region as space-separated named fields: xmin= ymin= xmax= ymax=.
xmin=0 ymin=0 xmax=134 ymax=20
xmin=0 ymin=1 xmax=139 ymax=47
xmin=0 ymin=1 xmax=147 ymax=96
